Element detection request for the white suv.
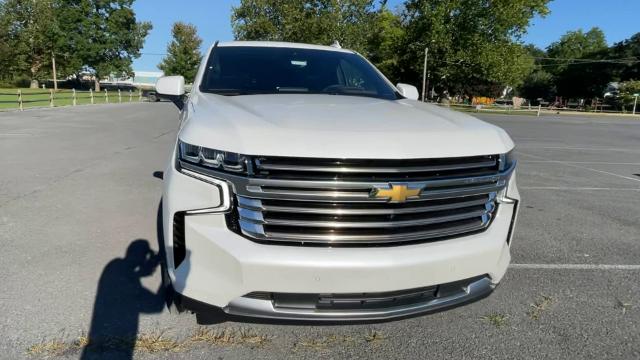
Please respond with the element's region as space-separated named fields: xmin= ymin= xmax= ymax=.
xmin=155 ymin=41 xmax=519 ymax=321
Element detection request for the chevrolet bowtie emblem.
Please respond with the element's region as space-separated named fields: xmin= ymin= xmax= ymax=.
xmin=372 ymin=184 xmax=422 ymax=202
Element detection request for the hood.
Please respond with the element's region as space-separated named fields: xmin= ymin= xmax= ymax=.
xmin=179 ymin=93 xmax=514 ymax=159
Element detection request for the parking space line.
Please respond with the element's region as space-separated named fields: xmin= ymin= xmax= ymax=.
xmin=516 ymin=146 xmax=640 ymax=153
xmin=511 ymin=263 xmax=640 ymax=270
xmin=520 ymin=160 xmax=640 ymax=166
xmin=521 ymin=186 xmax=640 ymax=191
xmin=517 ymin=151 xmax=640 ymax=184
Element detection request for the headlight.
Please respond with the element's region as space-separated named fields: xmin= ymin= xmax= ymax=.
xmin=499 ymin=149 xmax=516 ymax=171
xmin=177 ymin=140 xmax=249 ymax=175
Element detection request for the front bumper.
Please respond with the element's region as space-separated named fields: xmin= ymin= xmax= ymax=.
xmin=163 ymin=158 xmax=520 ymax=321
xmin=223 ymin=276 xmax=494 ymax=321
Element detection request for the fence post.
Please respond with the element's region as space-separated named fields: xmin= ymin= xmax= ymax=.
xmin=72 ymin=89 xmax=77 ymax=106
xmin=49 ymin=89 xmax=54 ymax=107
xmin=129 ymin=89 xmax=133 ymax=102
xmin=105 ymin=89 xmax=109 ymax=104
xmin=90 ymin=89 xmax=94 ymax=104
xmin=18 ymin=90 xmax=23 ymax=111
xmin=118 ymin=89 xmax=122 ymax=103
xmin=537 ymin=104 xmax=542 ymax=117
xmin=138 ymin=88 xmax=142 ymax=102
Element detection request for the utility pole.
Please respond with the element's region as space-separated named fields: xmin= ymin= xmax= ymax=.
xmin=633 ymin=94 xmax=639 ymax=115
xmin=422 ymin=47 xmax=429 ymax=102
xmin=425 ymin=72 xmax=430 ymax=101
xmin=51 ymin=52 xmax=58 ymax=91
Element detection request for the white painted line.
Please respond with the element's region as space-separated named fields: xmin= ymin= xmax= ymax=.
xmin=571 ymin=165 xmax=640 ymax=183
xmin=511 ymin=263 xmax=640 ymax=270
xmin=517 ymin=151 xmax=640 ymax=184
xmin=520 ymin=160 xmax=640 ymax=166
xmin=516 ymin=146 xmax=640 ymax=153
xmin=521 ymin=187 xmax=640 ymax=191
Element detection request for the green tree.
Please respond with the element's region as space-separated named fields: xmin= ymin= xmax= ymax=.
xmin=608 ymin=33 xmax=640 ymax=82
xmin=0 ymin=0 xmax=62 ymax=87
xmin=0 ymin=1 xmax=14 ymax=83
xmin=158 ymin=22 xmax=203 ymax=83
xmin=518 ymin=69 xmax=555 ymax=102
xmin=232 ymin=0 xmax=380 ymax=55
xmin=516 ymin=45 xmax=554 ymax=102
xmin=523 ymin=44 xmax=546 ymax=60
xmin=546 ymin=28 xmax=608 ymax=75
xmin=618 ymin=80 xmax=640 ymax=110
xmin=545 ymin=28 xmax=610 ymax=99
xmin=397 ymin=0 xmax=549 ymax=98
xmin=57 ymin=0 xmax=152 ymax=91
xmin=366 ymin=7 xmax=404 ymax=78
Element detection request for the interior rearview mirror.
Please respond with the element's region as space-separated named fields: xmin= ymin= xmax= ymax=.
xmin=155 ymin=76 xmax=186 ymax=109
xmin=396 ymin=83 xmax=420 ymax=101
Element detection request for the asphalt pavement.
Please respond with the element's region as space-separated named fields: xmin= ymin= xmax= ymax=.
xmin=0 ymin=103 xmax=639 ymax=359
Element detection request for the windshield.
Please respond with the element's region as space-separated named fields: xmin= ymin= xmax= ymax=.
xmin=199 ymin=46 xmax=400 ymax=100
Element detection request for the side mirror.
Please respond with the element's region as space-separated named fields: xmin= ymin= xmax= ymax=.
xmin=155 ymin=76 xmax=186 ymax=109
xmin=396 ymin=83 xmax=420 ymax=101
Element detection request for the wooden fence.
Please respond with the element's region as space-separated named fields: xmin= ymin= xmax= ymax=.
xmin=436 ymin=102 xmax=640 ymax=117
xmin=0 ymin=88 xmax=145 ymax=111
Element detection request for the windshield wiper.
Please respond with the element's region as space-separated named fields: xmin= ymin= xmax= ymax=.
xmin=204 ymin=89 xmax=248 ymax=96
xmin=204 ymin=89 xmax=285 ymax=96
xmin=321 ymin=85 xmax=377 ymax=96
xmin=276 ymin=87 xmax=309 ymax=93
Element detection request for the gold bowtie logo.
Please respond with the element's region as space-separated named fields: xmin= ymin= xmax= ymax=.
xmin=372 ymin=184 xmax=422 ymax=202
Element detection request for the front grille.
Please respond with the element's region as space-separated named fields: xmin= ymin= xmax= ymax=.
xmin=227 ymin=154 xmax=512 ymax=246
xmin=253 ymin=155 xmax=499 ymax=181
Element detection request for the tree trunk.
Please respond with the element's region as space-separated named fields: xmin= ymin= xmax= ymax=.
xmin=30 ymin=59 xmax=43 ymax=89
xmin=94 ymin=77 xmax=101 ymax=92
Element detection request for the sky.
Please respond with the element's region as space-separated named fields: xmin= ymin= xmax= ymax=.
xmin=132 ymin=0 xmax=640 ymax=72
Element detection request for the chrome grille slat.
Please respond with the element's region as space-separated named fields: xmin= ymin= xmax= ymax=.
xmin=246 ymin=173 xmax=502 ymax=189
xmin=245 ymin=183 xmax=503 ymax=202
xmin=239 ymin=196 xmax=492 ymax=215
xmin=256 ymin=188 xmax=372 ymax=200
xmin=243 ymin=207 xmax=492 ymax=228
xmin=201 ymin=154 xmax=514 ymax=246
xmin=253 ymin=155 xmax=501 ymax=182
xmin=255 ymin=159 xmax=497 ymax=173
xmin=240 ymin=219 xmax=488 ymax=244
